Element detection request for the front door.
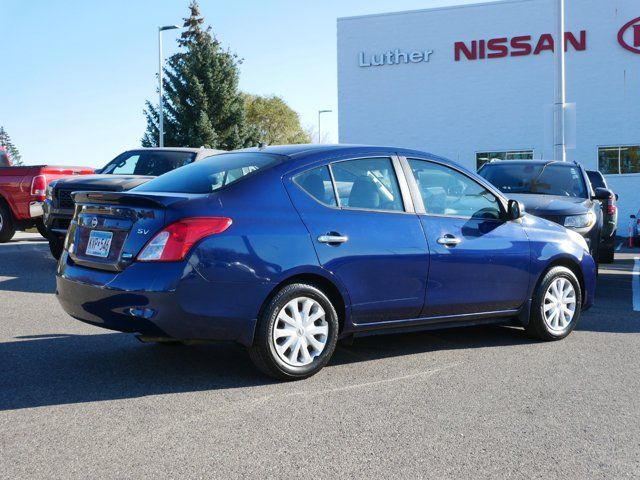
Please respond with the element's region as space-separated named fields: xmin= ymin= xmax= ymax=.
xmin=286 ymin=156 xmax=429 ymax=324
xmin=405 ymin=158 xmax=531 ymax=318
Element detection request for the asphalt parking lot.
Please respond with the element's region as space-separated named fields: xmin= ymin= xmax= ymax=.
xmin=1 ymin=233 xmax=639 ymax=479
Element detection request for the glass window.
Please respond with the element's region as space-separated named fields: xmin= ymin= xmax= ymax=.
xmin=586 ymin=170 xmax=606 ymax=189
xmin=479 ymin=163 xmax=588 ymax=198
xmin=476 ymin=150 xmax=534 ymax=170
xmin=409 ymin=159 xmax=502 ymax=219
xmin=102 ymin=151 xmax=196 ymax=176
xmin=133 ymin=152 xmax=282 ymax=194
xmin=330 ymin=158 xmax=404 ymax=212
xmin=598 ymin=146 xmax=640 ymax=174
xmin=293 ymin=166 xmax=337 ymax=207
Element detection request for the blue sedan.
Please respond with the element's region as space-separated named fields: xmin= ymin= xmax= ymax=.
xmin=56 ymin=145 xmax=596 ymax=379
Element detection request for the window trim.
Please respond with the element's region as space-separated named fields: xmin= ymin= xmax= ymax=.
xmin=401 ymin=156 xmax=509 ymax=221
xmin=597 ymin=144 xmax=640 ymax=175
xmin=292 ymin=165 xmax=339 ymax=208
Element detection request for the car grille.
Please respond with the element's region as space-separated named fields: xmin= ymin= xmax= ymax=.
xmin=55 ymin=189 xmax=76 ymax=209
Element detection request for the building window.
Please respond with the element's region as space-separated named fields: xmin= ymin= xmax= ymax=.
xmin=476 ymin=150 xmax=534 ymax=170
xmin=598 ymin=146 xmax=640 ymax=175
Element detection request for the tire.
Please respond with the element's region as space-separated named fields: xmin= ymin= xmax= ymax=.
xmin=0 ymin=201 xmax=16 ymax=243
xmin=248 ymin=283 xmax=339 ymax=380
xmin=525 ymin=266 xmax=582 ymax=341
xmin=35 ymin=221 xmax=50 ymax=239
xmin=48 ymin=235 xmax=65 ymax=260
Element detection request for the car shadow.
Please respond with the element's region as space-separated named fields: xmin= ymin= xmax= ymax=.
xmin=0 ymin=324 xmax=534 ymax=411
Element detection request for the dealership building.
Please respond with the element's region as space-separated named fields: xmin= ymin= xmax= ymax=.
xmin=338 ymin=0 xmax=640 ymax=230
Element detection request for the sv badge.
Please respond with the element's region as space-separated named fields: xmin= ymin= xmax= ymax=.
xmin=137 ymin=229 xmax=150 ymax=235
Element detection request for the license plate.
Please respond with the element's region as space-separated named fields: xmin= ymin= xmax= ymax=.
xmin=86 ymin=230 xmax=113 ymax=258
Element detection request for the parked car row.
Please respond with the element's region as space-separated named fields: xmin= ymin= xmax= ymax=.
xmin=3 ymin=144 xmax=619 ymax=379
xmin=53 ymin=144 xmax=598 ymax=380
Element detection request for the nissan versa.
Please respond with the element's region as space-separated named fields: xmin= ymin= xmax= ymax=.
xmin=56 ymin=145 xmax=596 ymax=380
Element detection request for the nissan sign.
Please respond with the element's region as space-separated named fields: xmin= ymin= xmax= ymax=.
xmin=618 ymin=17 xmax=640 ymax=54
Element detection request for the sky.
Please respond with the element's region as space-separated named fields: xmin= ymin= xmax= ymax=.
xmin=1 ymin=0 xmax=488 ymax=167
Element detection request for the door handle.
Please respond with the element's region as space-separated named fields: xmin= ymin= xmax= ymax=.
xmin=318 ymin=234 xmax=349 ymax=245
xmin=437 ymin=235 xmax=461 ymax=247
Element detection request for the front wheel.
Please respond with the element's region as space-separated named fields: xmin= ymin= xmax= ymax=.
xmin=249 ymin=283 xmax=339 ymax=380
xmin=526 ymin=266 xmax=582 ymax=341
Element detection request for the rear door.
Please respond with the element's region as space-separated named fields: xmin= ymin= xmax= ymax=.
xmin=286 ymin=156 xmax=429 ymax=325
xmin=403 ymin=157 xmax=530 ymax=318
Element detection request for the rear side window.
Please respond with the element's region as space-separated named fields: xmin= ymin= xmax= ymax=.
xmin=133 ymin=153 xmax=281 ymax=194
xmin=331 ymin=158 xmax=404 ymax=212
xmin=294 ymin=166 xmax=337 ymax=206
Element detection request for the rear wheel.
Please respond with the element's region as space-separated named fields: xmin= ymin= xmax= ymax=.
xmin=599 ymin=235 xmax=615 ymax=264
xmin=525 ymin=266 xmax=582 ymax=341
xmin=249 ymin=283 xmax=339 ymax=380
xmin=0 ymin=201 xmax=16 ymax=243
xmin=35 ymin=220 xmax=50 ymax=239
xmin=48 ymin=235 xmax=65 ymax=260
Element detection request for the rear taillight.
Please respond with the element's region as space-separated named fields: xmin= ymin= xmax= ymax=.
xmin=31 ymin=175 xmax=47 ymax=201
xmin=607 ymin=196 xmax=617 ymax=216
xmin=137 ymin=217 xmax=232 ymax=262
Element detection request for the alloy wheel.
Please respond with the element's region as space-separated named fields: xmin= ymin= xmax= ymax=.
xmin=543 ymin=277 xmax=577 ymax=332
xmin=272 ymin=296 xmax=329 ymax=367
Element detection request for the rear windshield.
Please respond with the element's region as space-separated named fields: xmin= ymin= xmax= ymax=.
xmin=480 ymin=163 xmax=588 ymax=198
xmin=133 ymin=152 xmax=281 ymax=194
xmin=0 ymin=151 xmax=9 ymax=167
xmin=101 ymin=150 xmax=196 ymax=176
xmin=587 ymin=171 xmax=606 ymax=189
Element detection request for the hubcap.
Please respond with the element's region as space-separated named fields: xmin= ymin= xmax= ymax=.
xmin=272 ymin=296 xmax=329 ymax=367
xmin=543 ymin=277 xmax=577 ymax=332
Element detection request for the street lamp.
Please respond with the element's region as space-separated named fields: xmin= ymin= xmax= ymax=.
xmin=318 ymin=109 xmax=332 ymax=144
xmin=553 ymin=0 xmax=566 ymax=162
xmin=158 ymin=25 xmax=181 ymax=148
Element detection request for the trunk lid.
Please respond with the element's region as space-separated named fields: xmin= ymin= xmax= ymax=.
xmin=67 ymin=191 xmax=200 ymax=272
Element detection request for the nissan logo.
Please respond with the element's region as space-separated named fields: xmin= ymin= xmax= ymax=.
xmin=618 ymin=16 xmax=640 ymax=54
xmin=90 ymin=217 xmax=98 ymax=228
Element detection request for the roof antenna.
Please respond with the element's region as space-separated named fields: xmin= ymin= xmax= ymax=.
xmin=257 ymin=142 xmax=268 ymax=149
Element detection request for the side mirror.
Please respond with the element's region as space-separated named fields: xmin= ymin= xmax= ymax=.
xmin=507 ymin=199 xmax=524 ymax=220
xmin=631 ymin=215 xmax=637 ymax=220
xmin=593 ymin=187 xmax=613 ymax=201
xmin=615 ymin=193 xmax=619 ymax=201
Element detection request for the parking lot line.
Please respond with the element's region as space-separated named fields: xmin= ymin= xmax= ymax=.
xmin=633 ymin=257 xmax=640 ymax=312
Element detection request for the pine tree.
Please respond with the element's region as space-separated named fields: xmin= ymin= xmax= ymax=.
xmin=0 ymin=127 xmax=23 ymax=166
xmin=142 ymin=1 xmax=255 ymax=149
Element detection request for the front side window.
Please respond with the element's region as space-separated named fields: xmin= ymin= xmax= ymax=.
xmin=294 ymin=166 xmax=337 ymax=207
xmin=330 ymin=158 xmax=404 ymax=212
xmin=409 ymin=159 xmax=502 ymax=219
xmin=476 ymin=150 xmax=534 ymax=170
xmin=134 ymin=152 xmax=282 ymax=194
xmin=598 ymin=146 xmax=640 ymax=174
xmin=102 ymin=151 xmax=196 ymax=176
xmin=479 ymin=163 xmax=588 ymax=198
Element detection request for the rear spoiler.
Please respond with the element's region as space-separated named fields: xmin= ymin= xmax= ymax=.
xmin=72 ymin=191 xmax=199 ymax=208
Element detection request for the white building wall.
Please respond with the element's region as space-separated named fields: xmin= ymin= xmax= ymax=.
xmin=338 ymin=0 xmax=640 ymax=231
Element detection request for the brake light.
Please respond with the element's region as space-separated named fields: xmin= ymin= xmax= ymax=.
xmin=137 ymin=217 xmax=232 ymax=262
xmin=31 ymin=175 xmax=47 ymax=201
xmin=607 ymin=195 xmax=617 ymax=216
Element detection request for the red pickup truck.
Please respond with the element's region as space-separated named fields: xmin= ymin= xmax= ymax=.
xmin=0 ymin=149 xmax=93 ymax=242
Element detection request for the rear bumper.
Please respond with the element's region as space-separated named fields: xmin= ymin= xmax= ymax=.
xmin=29 ymin=201 xmax=44 ymax=218
xmin=55 ymin=255 xmax=271 ymax=346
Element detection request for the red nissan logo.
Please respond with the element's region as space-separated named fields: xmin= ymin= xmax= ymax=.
xmin=618 ymin=16 xmax=640 ymax=54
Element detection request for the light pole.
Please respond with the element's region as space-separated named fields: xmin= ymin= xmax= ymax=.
xmin=553 ymin=0 xmax=566 ymax=161
xmin=158 ymin=25 xmax=181 ymax=148
xmin=318 ymin=109 xmax=332 ymax=144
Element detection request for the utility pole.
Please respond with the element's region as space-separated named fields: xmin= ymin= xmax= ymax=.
xmin=553 ymin=0 xmax=566 ymax=161
xmin=158 ymin=25 xmax=181 ymax=148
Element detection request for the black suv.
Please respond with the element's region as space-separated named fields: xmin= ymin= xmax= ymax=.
xmin=478 ymin=160 xmax=613 ymax=264
xmin=586 ymin=170 xmax=618 ymax=263
xmin=43 ymin=147 xmax=222 ymax=259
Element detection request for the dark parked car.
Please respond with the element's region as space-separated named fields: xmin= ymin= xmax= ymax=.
xmin=586 ymin=170 xmax=618 ymax=262
xmin=43 ymin=147 xmax=222 ymax=258
xmin=478 ymin=160 xmax=611 ymax=265
xmin=56 ymin=145 xmax=596 ymax=380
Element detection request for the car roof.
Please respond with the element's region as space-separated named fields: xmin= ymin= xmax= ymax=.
xmin=237 ymin=143 xmax=454 ymax=168
xmin=482 ymin=159 xmax=579 ymax=167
